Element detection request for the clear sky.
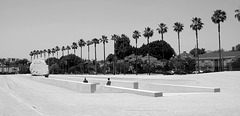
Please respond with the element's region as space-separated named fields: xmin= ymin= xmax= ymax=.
xmin=1 ymin=0 xmax=240 ymax=61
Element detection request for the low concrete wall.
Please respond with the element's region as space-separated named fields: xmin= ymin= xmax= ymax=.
xmin=22 ymin=76 xmax=97 ymax=93
xmin=87 ymin=79 xmax=138 ymax=89
xmin=144 ymin=83 xmax=220 ymax=93
xmin=97 ymin=85 xmax=162 ymax=97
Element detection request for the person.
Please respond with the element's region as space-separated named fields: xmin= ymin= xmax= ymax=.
xmin=106 ymin=78 xmax=111 ymax=86
xmin=83 ymin=78 xmax=88 ymax=83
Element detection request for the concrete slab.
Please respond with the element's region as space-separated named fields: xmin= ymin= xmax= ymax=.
xmin=97 ymin=85 xmax=162 ymax=97
xmin=143 ymin=83 xmax=220 ymax=93
xmin=22 ymin=76 xmax=97 ymax=93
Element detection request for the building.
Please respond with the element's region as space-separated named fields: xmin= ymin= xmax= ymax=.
xmin=199 ymin=51 xmax=240 ymax=71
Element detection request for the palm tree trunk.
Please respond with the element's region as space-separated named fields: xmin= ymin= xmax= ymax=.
xmin=103 ymin=42 xmax=106 ymax=75
xmin=218 ymin=23 xmax=222 ymax=71
xmin=178 ymin=32 xmax=181 ymax=55
xmin=80 ymin=47 xmax=83 ymax=74
xmin=113 ymin=41 xmax=116 ymax=75
xmin=161 ymin=33 xmax=164 ymax=60
xmin=147 ymin=37 xmax=150 ymax=75
xmin=81 ymin=47 xmax=83 ymax=59
xmin=57 ymin=52 xmax=58 ymax=59
xmin=88 ymin=46 xmax=90 ymax=60
xmin=94 ymin=44 xmax=97 ymax=75
xmin=62 ymin=51 xmax=64 ymax=57
xmin=196 ymin=30 xmax=200 ymax=72
xmin=135 ymin=39 xmax=138 ymax=75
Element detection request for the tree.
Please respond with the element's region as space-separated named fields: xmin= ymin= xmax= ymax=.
xmin=47 ymin=49 xmax=51 ymax=58
xmin=111 ymin=34 xmax=119 ymax=75
xmin=71 ymin=42 xmax=78 ymax=55
xmin=61 ymin=46 xmax=65 ymax=57
xmin=66 ymin=45 xmax=71 ymax=55
xmin=39 ymin=50 xmax=43 ymax=58
xmin=78 ymin=39 xmax=86 ymax=74
xmin=173 ymin=22 xmax=184 ymax=55
xmin=132 ymin=30 xmax=141 ymax=75
xmin=32 ymin=50 xmax=36 ymax=59
xmin=29 ymin=51 xmax=33 ymax=62
xmin=99 ymin=35 xmax=108 ymax=75
xmin=190 ymin=17 xmax=204 ymax=72
xmin=86 ymin=40 xmax=92 ymax=61
xmin=189 ymin=48 xmax=206 ymax=57
xmin=55 ymin=46 xmax=60 ymax=59
xmin=116 ymin=34 xmax=132 ymax=75
xmin=143 ymin=27 xmax=154 ymax=75
xmin=138 ymin=40 xmax=175 ymax=60
xmin=51 ymin=48 xmax=56 ymax=57
xmin=235 ymin=9 xmax=240 ymax=22
xmin=157 ymin=23 xmax=168 ymax=60
xmin=78 ymin=39 xmax=86 ymax=59
xmin=156 ymin=23 xmax=168 ymax=41
xmin=36 ymin=50 xmax=39 ymax=58
xmin=43 ymin=49 xmax=47 ymax=58
xmin=92 ymin=38 xmax=99 ymax=75
xmin=211 ymin=9 xmax=227 ymax=71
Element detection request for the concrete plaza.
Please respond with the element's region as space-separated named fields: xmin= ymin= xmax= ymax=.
xmin=1 ymin=71 xmax=240 ymax=116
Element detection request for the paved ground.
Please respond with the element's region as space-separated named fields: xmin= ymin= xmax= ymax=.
xmin=0 ymin=71 xmax=240 ymax=116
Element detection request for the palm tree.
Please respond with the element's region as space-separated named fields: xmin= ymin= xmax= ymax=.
xmin=51 ymin=48 xmax=56 ymax=57
xmin=111 ymin=34 xmax=119 ymax=75
xmin=61 ymin=46 xmax=65 ymax=57
xmin=143 ymin=27 xmax=154 ymax=75
xmin=36 ymin=50 xmax=39 ymax=59
xmin=71 ymin=42 xmax=78 ymax=55
xmin=78 ymin=39 xmax=86 ymax=59
xmin=86 ymin=40 xmax=92 ymax=60
xmin=211 ymin=10 xmax=227 ymax=71
xmin=99 ymin=35 xmax=108 ymax=75
xmin=190 ymin=17 xmax=204 ymax=72
xmin=156 ymin=23 xmax=168 ymax=60
xmin=235 ymin=9 xmax=240 ymax=22
xmin=132 ymin=30 xmax=141 ymax=75
xmin=55 ymin=46 xmax=60 ymax=59
xmin=43 ymin=49 xmax=47 ymax=58
xmin=32 ymin=50 xmax=36 ymax=59
xmin=47 ymin=49 xmax=51 ymax=58
xmin=66 ymin=45 xmax=71 ymax=55
xmin=92 ymin=38 xmax=100 ymax=75
xmin=39 ymin=50 xmax=43 ymax=58
xmin=78 ymin=39 xmax=86 ymax=74
xmin=173 ymin=22 xmax=184 ymax=55
xmin=29 ymin=51 xmax=33 ymax=62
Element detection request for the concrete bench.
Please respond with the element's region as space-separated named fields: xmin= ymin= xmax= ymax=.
xmin=87 ymin=79 xmax=138 ymax=89
xmin=22 ymin=76 xmax=97 ymax=93
xmin=143 ymin=83 xmax=220 ymax=93
xmin=98 ymin=85 xmax=162 ymax=97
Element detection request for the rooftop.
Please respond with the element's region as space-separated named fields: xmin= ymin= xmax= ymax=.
xmin=199 ymin=51 xmax=240 ymax=60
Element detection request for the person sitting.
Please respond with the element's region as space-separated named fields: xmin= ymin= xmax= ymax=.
xmin=83 ymin=78 xmax=88 ymax=83
xmin=106 ymin=78 xmax=111 ymax=86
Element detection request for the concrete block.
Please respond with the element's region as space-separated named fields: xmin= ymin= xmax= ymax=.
xmin=88 ymin=79 xmax=138 ymax=89
xmin=144 ymin=83 xmax=220 ymax=93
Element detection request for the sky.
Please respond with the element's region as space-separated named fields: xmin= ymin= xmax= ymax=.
xmin=0 ymin=0 xmax=240 ymax=61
